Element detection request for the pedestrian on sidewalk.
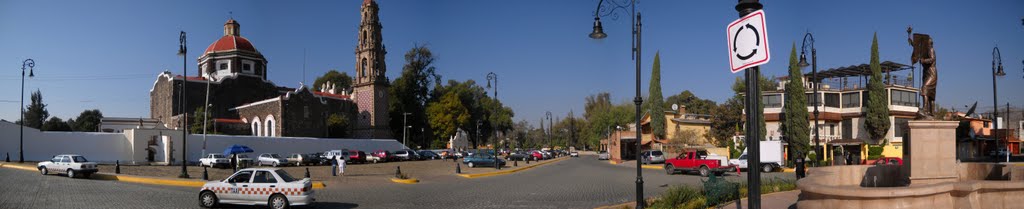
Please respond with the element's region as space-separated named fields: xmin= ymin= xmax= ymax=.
xmin=795 ymin=152 xmax=806 ymax=179
xmin=336 ymin=156 xmax=346 ymax=176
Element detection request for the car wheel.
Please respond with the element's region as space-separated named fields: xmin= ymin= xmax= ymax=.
xmin=258 ymin=161 xmax=263 ymax=166
xmin=468 ymin=162 xmax=475 ymax=168
xmin=373 ymin=159 xmax=378 ymax=163
xmin=665 ymin=165 xmax=675 ymax=175
xmin=273 ymin=162 xmax=279 ymax=167
xmin=67 ymin=169 xmax=76 ymax=178
xmin=269 ymin=194 xmax=289 ymax=209
xmin=199 ymin=191 xmax=218 ymax=208
xmin=39 ymin=167 xmax=48 ymax=175
xmin=699 ymin=166 xmax=710 ymax=177
xmin=762 ymin=164 xmax=773 ymax=173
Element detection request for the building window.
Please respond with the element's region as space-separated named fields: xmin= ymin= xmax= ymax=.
xmin=841 ymin=92 xmax=860 ymax=108
xmin=890 ymin=90 xmax=917 ymax=107
xmin=824 ymin=93 xmax=840 ymax=108
xmin=243 ymin=64 xmax=251 ymax=72
xmin=252 ymin=117 xmax=262 ymax=136
xmin=806 ymin=93 xmax=821 ymax=107
xmin=265 ymin=115 xmax=276 ymax=137
xmin=842 ymin=118 xmax=852 ymax=139
xmin=894 ymin=118 xmax=910 ymax=138
xmin=242 ymin=60 xmax=255 ymax=74
xmin=361 ymin=58 xmax=368 ymax=78
xmin=762 ymin=94 xmax=782 ymax=108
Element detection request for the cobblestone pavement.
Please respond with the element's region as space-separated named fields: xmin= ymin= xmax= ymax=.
xmin=0 ymin=154 xmax=792 ymax=209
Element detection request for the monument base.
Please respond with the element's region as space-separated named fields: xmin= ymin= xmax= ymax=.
xmin=905 ymin=120 xmax=960 ymax=185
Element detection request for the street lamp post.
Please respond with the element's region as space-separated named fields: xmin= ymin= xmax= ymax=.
xmin=992 ymin=46 xmax=1006 ymax=162
xmin=487 ymin=72 xmax=499 ymax=170
xmin=735 ymin=1 xmax=765 ymax=208
xmin=798 ymin=33 xmax=819 ymax=165
xmin=19 ymin=59 xmax=35 ymax=163
xmin=403 ymin=112 xmax=411 ymax=147
xmin=545 ymin=111 xmax=553 ymax=148
xmin=588 ymin=0 xmax=644 ymax=207
xmin=177 ymin=31 xmax=190 ymax=179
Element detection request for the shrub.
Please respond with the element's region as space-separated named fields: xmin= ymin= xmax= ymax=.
xmin=648 ymin=186 xmax=703 ymax=209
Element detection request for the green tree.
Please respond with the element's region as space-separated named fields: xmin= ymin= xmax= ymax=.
xmin=864 ymin=33 xmax=891 ymax=143
xmin=711 ymin=96 xmax=744 ymax=146
xmin=783 ymin=43 xmax=810 ymax=155
xmin=42 ymin=117 xmax=72 ymax=131
xmin=190 ymin=106 xmax=218 ymax=134
xmin=23 ymin=90 xmax=49 ymax=129
xmin=327 ymin=113 xmax=351 ymax=138
xmin=664 ymin=90 xmax=717 ymax=114
xmin=389 ymin=45 xmax=439 ymax=148
xmin=312 ymin=70 xmax=352 ymax=92
xmin=71 ymin=109 xmax=103 ymax=132
xmin=647 ymin=52 xmax=666 ymax=138
xmin=427 ymin=91 xmax=470 ymax=144
xmin=730 ymin=76 xmax=768 ymax=141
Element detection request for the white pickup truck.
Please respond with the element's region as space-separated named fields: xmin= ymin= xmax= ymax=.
xmin=729 ymin=140 xmax=784 ymax=173
xmin=37 ymin=154 xmax=98 ymax=178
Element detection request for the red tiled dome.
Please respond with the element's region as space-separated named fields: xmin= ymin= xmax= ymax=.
xmin=204 ymin=35 xmax=257 ymax=54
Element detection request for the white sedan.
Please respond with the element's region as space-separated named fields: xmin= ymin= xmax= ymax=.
xmin=37 ymin=154 xmax=98 ymax=178
xmin=199 ymin=168 xmax=314 ymax=209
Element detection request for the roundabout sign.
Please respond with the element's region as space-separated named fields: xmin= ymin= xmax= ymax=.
xmin=726 ymin=10 xmax=770 ymax=73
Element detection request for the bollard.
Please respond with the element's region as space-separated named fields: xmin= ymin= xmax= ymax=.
xmin=115 ymin=160 xmax=121 ymax=174
xmin=395 ymin=166 xmax=402 ymax=178
xmin=456 ymin=162 xmax=462 ymax=174
xmin=202 ymin=166 xmax=209 ymax=180
xmin=514 ymin=159 xmax=518 ymax=167
xmin=305 ymin=168 xmax=311 ymax=178
xmin=331 ymin=164 xmax=337 ymax=176
xmin=526 ymin=157 xmax=531 ymax=164
xmin=5 ymin=152 xmax=9 ymax=162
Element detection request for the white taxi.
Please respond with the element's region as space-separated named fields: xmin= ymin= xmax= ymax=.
xmin=199 ymin=168 xmax=314 ymax=209
xmin=37 ymin=154 xmax=98 ymax=178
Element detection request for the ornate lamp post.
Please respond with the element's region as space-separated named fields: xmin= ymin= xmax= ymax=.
xmin=177 ymin=31 xmax=190 ymax=179
xmin=19 ymin=59 xmax=35 ymax=163
xmin=487 ymin=72 xmax=499 ymax=170
xmin=798 ymin=33 xmax=819 ymax=165
xmin=992 ymin=46 xmax=1006 ymax=162
xmin=545 ymin=111 xmax=553 ymax=148
xmin=588 ymin=0 xmax=644 ymax=207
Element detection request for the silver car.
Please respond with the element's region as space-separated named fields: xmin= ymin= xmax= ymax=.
xmin=598 ymin=151 xmax=610 ymax=160
xmin=257 ymin=153 xmax=289 ymax=167
xmin=640 ymin=150 xmax=665 ymax=164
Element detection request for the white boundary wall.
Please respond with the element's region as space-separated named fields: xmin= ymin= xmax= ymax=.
xmin=0 ymin=121 xmax=406 ymax=163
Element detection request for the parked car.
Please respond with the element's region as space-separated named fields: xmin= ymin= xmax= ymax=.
xmin=198 ymin=168 xmax=315 ymax=209
xmin=37 ymin=154 xmax=98 ymax=178
xmin=235 ymin=154 xmax=254 ymax=168
xmin=368 ymin=150 xmax=391 ymax=163
xmin=664 ymin=149 xmax=735 ymax=177
xmin=306 ymin=153 xmax=326 ymax=165
xmin=394 ymin=150 xmax=418 ymax=161
xmin=530 ymin=151 xmax=545 ymax=161
xmin=322 ymin=150 xmax=348 ymax=161
xmin=598 ymin=151 xmax=610 ymax=160
xmin=570 ymin=151 xmax=579 ymax=157
xmin=463 ymin=154 xmax=506 ymax=168
xmin=640 ymin=150 xmax=666 ymax=164
xmin=454 ymin=151 xmax=466 ymax=158
xmin=347 ymin=150 xmax=367 ymax=164
xmin=286 ymin=153 xmax=314 ymax=166
xmin=989 ymin=148 xmax=1010 ymax=157
xmin=200 ymin=154 xmax=230 ymax=168
xmin=257 ymin=153 xmax=289 ymax=167
xmin=506 ymin=151 xmax=531 ymax=161
xmin=418 ymin=150 xmax=441 ymax=160
xmin=438 ymin=150 xmax=454 ymax=159
xmin=869 ymin=157 xmax=903 ymax=165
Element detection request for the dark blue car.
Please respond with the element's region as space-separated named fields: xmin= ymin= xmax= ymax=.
xmin=462 ymin=154 xmax=506 ymax=168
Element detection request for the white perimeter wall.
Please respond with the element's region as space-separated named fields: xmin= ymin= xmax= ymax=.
xmin=0 ymin=121 xmax=407 ymax=163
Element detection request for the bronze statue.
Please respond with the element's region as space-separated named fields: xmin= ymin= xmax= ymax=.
xmin=908 ymin=26 xmax=937 ymax=119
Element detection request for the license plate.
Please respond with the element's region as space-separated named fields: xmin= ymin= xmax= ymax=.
xmin=231 ymin=188 xmax=239 ymax=194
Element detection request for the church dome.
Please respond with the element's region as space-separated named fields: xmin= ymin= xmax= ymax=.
xmin=203 ymin=19 xmax=260 ymax=54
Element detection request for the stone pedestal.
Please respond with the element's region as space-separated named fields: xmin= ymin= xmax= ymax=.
xmin=905 ymin=120 xmax=960 ymax=185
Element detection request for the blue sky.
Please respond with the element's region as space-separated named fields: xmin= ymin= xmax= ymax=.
xmin=1 ymin=0 xmax=1022 ymax=127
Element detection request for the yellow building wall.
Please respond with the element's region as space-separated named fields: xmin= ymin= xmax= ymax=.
xmin=881 ymin=142 xmax=904 ymax=158
xmin=665 ymin=122 xmax=712 ymax=145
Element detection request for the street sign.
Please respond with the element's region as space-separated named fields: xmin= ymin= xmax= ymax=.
xmin=727 ymin=10 xmax=770 ymax=73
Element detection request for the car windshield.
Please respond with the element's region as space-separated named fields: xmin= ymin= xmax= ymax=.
xmin=211 ymin=154 xmax=225 ymax=158
xmin=275 ymin=170 xmax=298 ymax=182
xmin=652 ymin=151 xmax=663 ymax=156
xmin=269 ymin=154 xmax=282 ymax=158
xmin=72 ymin=156 xmax=88 ymax=162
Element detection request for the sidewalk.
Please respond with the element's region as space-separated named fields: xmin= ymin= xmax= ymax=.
xmin=720 ymin=190 xmax=799 ymax=209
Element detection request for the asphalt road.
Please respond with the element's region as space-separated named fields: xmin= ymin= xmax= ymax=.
xmin=0 ymin=155 xmax=793 ymax=209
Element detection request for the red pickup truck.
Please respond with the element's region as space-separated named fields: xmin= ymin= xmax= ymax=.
xmin=664 ymin=150 xmax=735 ymax=177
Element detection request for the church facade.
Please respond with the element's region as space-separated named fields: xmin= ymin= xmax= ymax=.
xmin=149 ymin=0 xmax=391 ymax=139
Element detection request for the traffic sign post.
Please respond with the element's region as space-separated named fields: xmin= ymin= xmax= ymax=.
xmin=727 ymin=9 xmax=770 ymax=73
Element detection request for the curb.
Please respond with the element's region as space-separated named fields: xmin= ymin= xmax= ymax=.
xmin=641 ymin=165 xmax=662 ymax=170
xmin=457 ymin=157 xmax=570 ymax=179
xmin=389 ymin=178 xmax=419 ymax=184
xmin=1 ymin=163 xmax=326 ymax=189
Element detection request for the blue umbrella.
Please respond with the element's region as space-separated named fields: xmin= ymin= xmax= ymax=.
xmin=223 ymin=144 xmax=254 ymax=156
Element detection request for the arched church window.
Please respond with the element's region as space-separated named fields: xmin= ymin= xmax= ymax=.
xmin=252 ymin=116 xmax=262 ymax=136
xmin=362 ymin=30 xmax=367 ymax=47
xmin=361 ymin=58 xmax=368 ymax=78
xmin=265 ymin=115 xmax=276 ymax=137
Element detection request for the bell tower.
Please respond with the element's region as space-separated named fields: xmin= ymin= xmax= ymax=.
xmin=352 ymin=0 xmax=392 ymax=139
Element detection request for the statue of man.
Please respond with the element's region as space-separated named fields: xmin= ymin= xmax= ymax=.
xmin=908 ymin=26 xmax=937 ymax=118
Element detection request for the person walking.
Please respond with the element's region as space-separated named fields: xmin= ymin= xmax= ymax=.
xmin=336 ymin=155 xmax=346 ymax=176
